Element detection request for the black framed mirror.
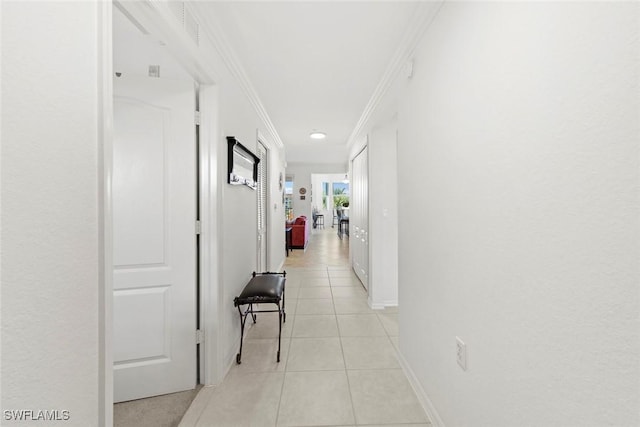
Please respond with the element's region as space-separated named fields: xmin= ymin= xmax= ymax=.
xmin=227 ymin=136 xmax=260 ymax=189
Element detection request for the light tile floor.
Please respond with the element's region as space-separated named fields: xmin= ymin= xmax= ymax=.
xmin=181 ymin=229 xmax=430 ymax=427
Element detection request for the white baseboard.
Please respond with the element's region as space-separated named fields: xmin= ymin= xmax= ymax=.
xmin=224 ymin=336 xmax=241 ymax=375
xmin=395 ymin=349 xmax=446 ymax=427
xmin=368 ymin=299 xmax=398 ymax=310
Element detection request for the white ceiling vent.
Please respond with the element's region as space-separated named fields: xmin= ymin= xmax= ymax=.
xmin=168 ymin=2 xmax=185 ymax=26
xmin=184 ymin=7 xmax=200 ymax=46
xmin=167 ymin=2 xmax=199 ymax=47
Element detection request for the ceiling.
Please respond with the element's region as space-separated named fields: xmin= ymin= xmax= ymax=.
xmin=196 ymin=2 xmax=424 ymax=164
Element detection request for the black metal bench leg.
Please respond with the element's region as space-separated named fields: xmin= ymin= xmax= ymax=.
xmin=236 ymin=305 xmax=247 ymax=364
xmin=282 ymin=284 xmax=286 ymax=323
xmin=249 ymin=303 xmax=257 ymax=323
xmin=277 ymin=303 xmax=282 ymax=363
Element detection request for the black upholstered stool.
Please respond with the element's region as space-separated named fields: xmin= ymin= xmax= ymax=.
xmin=233 ymin=271 xmax=286 ymax=364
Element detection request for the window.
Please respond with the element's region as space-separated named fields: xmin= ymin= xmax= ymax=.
xmin=332 ymin=182 xmax=349 ymax=208
xmin=322 ymin=182 xmax=329 ymax=209
xmin=284 ymin=176 xmax=294 ymax=221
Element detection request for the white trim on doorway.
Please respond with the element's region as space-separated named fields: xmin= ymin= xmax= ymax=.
xmin=102 ymin=3 xmax=226 ymax=423
xmin=198 ymin=84 xmax=225 ymax=385
xmin=98 ymin=2 xmax=114 ymax=426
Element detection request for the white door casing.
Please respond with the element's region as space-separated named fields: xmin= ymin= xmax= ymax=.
xmin=113 ymin=74 xmax=197 ymax=402
xmin=257 ymin=141 xmax=268 ymax=272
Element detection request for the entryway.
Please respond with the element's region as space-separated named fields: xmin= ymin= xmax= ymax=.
xmin=112 ymin=3 xmax=202 ymax=422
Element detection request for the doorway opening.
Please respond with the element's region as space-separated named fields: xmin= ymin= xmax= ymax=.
xmin=111 ymin=3 xmax=203 ymax=424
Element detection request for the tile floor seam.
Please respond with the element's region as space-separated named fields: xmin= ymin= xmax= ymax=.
xmin=273 ymin=362 xmax=287 ymax=427
xmin=336 ymin=311 xmax=359 ymax=427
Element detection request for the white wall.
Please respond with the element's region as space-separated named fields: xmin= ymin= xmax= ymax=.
xmin=368 ymin=118 xmax=399 ymax=307
xmin=286 ymin=162 xmax=347 ymax=220
xmin=1 ymin=2 xmax=102 ymax=425
xmin=267 ymin=146 xmax=287 ymax=271
xmin=396 ymin=3 xmax=639 ymax=426
xmin=211 ymin=54 xmax=287 ymax=372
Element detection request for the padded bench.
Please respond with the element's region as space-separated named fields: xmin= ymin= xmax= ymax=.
xmin=233 ymin=271 xmax=286 ymax=364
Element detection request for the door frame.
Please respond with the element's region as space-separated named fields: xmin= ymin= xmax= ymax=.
xmin=99 ymin=2 xmax=224 ymax=425
xmin=256 ymin=138 xmax=269 ymax=272
xmin=257 ymin=131 xmax=277 ymax=270
xmin=198 ymin=84 xmax=224 ymax=385
xmin=98 ymin=3 xmax=113 ymax=425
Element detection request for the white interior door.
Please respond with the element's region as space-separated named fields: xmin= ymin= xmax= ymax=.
xmin=113 ymin=74 xmax=197 ymax=402
xmin=257 ymin=141 xmax=268 ymax=272
xmin=352 ymin=147 xmax=369 ymax=289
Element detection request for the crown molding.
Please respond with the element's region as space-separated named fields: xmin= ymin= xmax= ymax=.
xmin=189 ymin=3 xmax=284 ymax=150
xmin=346 ymin=1 xmax=445 ymax=150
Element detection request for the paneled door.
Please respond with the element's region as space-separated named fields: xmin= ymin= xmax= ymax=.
xmin=351 ymin=146 xmax=369 ymax=289
xmin=113 ymin=74 xmax=197 ymax=402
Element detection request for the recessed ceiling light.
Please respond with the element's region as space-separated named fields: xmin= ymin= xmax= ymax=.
xmin=310 ymin=131 xmax=326 ymax=140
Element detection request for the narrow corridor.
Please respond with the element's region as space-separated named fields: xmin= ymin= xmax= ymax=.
xmin=180 ymin=228 xmax=429 ymax=426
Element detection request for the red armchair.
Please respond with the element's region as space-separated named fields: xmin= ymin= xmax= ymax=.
xmin=290 ymin=216 xmax=310 ymax=249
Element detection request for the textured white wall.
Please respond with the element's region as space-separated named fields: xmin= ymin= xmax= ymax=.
xmin=216 ymin=85 xmax=286 ymax=369
xmin=369 ymin=119 xmax=399 ymax=307
xmin=1 ymin=2 xmax=101 ymax=425
xmin=397 ymin=2 xmax=639 ymax=426
xmin=267 ymin=145 xmax=287 ymax=272
xmin=210 ymin=49 xmax=287 ymax=372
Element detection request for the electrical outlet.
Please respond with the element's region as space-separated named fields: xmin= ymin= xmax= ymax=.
xmin=456 ymin=337 xmax=467 ymax=371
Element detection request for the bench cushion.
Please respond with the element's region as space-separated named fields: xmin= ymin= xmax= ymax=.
xmin=234 ymin=275 xmax=285 ymax=306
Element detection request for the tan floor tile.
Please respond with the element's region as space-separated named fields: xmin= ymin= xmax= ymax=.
xmin=277 ymin=371 xmax=354 ymax=426
xmin=299 ymin=270 xmax=330 ymax=278
xmin=359 ymin=424 xmax=431 ymax=427
xmin=295 ymin=298 xmax=335 ymax=315
xmin=286 ymin=337 xmax=344 ymax=371
xmin=337 ymin=314 xmax=386 ymax=337
xmin=377 ymin=312 xmax=399 ymax=336
xmin=331 ymin=286 xmax=367 ymax=299
xmin=348 ymin=369 xmax=428 ymax=425
xmin=341 ymin=336 xmax=399 ymax=369
xmin=231 ymin=338 xmax=290 ymax=373
xmin=389 ymin=335 xmax=399 ymax=351
xmin=195 ymin=371 xmax=284 ymax=427
xmin=285 ymin=286 xmax=300 ymax=300
xmin=329 ymin=270 xmax=358 ymax=278
xmin=333 ymin=297 xmax=375 ymax=314
xmin=297 ymin=287 xmax=332 ymax=299
xmin=246 ymin=312 xmax=292 ymax=339
xmin=283 ymin=278 xmax=302 ymax=288
xmin=299 ymin=277 xmax=331 ymax=287
xmin=330 ymin=277 xmax=364 ymax=287
xmin=327 ymin=265 xmax=351 ymax=271
xmin=292 ymin=314 xmax=339 ymax=338
xmin=294 ymin=265 xmax=327 ymax=271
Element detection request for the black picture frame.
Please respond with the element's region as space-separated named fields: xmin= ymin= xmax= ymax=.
xmin=227 ymin=136 xmax=260 ymax=189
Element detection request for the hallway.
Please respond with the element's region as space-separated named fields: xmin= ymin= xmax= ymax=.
xmin=180 ymin=228 xmax=429 ymax=426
